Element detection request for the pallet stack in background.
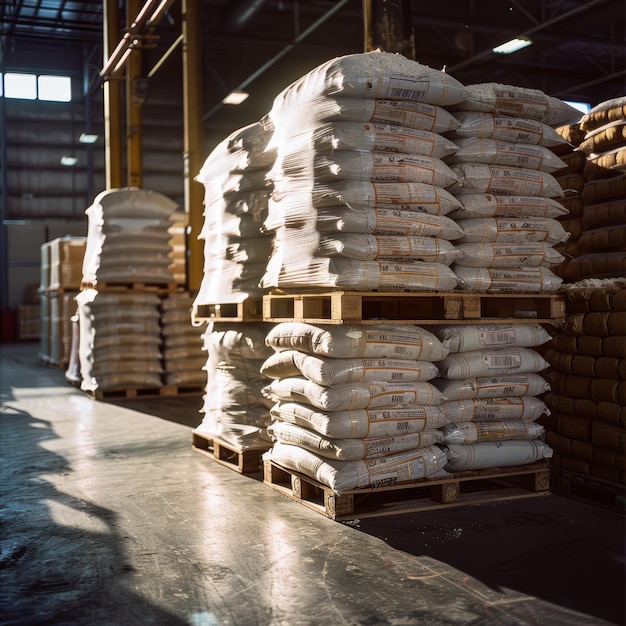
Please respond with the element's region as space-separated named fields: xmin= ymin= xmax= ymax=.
xmin=38 ymin=236 xmax=86 ymax=367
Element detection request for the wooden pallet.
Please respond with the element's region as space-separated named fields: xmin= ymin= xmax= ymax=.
xmin=86 ymin=383 xmax=203 ymax=400
xmin=552 ymin=470 xmax=625 ymax=514
xmin=191 ymin=298 xmax=263 ymax=325
xmin=80 ymin=281 xmax=177 ymax=294
xmin=263 ymin=460 xmax=551 ymax=521
xmin=192 ymin=429 xmax=270 ymax=474
xmin=262 ymin=291 xmax=566 ymax=325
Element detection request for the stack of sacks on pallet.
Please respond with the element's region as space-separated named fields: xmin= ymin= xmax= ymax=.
xmin=549 ymin=124 xmax=587 ymax=282
xmin=259 ymin=51 xmax=470 ymax=292
xmin=193 ymin=122 xmax=275 ymax=311
xmin=195 ymin=323 xmax=275 ymax=450
xmin=161 ymin=292 xmax=205 ymax=387
xmin=261 ymin=322 xmax=451 ymax=494
xmin=544 ymin=279 xmax=626 ymax=485
xmin=82 ymin=188 xmax=178 ymax=286
xmin=442 ymin=83 xmax=581 ymax=292
xmin=433 ymin=324 xmax=554 ymax=471
xmin=76 ymin=289 xmax=163 ymax=392
xmin=558 ymin=97 xmax=626 ymax=281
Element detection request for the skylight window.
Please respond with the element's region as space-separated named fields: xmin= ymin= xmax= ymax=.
xmin=38 ymin=75 xmax=72 ymax=102
xmin=2 ymin=72 xmax=72 ymax=101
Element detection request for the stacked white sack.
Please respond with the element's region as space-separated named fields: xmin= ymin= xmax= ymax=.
xmin=193 ymin=122 xmax=275 ymax=307
xmin=443 ymin=83 xmax=582 ymax=292
xmin=259 ymin=51 xmax=470 ymax=291
xmin=196 ymin=323 xmax=275 ymax=450
xmin=432 ymin=324 xmax=554 ymax=471
xmin=161 ymin=292 xmax=205 ymax=386
xmin=261 ymin=322 xmax=451 ymax=494
xmin=82 ymin=188 xmax=178 ymax=286
xmin=76 ymin=289 xmax=163 ymax=392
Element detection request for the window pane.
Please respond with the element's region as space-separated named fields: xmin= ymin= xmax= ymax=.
xmin=5 ymin=73 xmax=37 ymax=99
xmin=38 ymin=75 xmax=72 ymax=102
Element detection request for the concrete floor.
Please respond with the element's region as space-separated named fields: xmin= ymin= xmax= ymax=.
xmin=1 ymin=342 xmax=624 ymax=626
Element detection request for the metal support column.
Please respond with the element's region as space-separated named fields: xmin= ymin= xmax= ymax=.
xmin=182 ymin=0 xmax=204 ymax=292
xmin=363 ymin=0 xmax=415 ymax=59
xmin=103 ymin=0 xmax=124 ymax=189
xmin=126 ymin=0 xmax=143 ymax=189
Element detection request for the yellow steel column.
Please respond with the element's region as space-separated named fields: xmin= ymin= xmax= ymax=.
xmin=126 ymin=0 xmax=143 ymax=188
xmin=103 ymin=0 xmax=123 ymax=189
xmin=363 ymin=0 xmax=415 ymax=59
xmin=182 ymin=0 xmax=204 ymax=292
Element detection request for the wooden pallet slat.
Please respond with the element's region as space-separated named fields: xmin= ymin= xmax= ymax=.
xmin=553 ymin=470 xmax=626 ymax=514
xmin=192 ymin=298 xmax=263 ymax=324
xmin=192 ymin=429 xmax=270 ymax=474
xmin=263 ymin=460 xmax=551 ymax=521
xmin=86 ymin=383 xmax=203 ymax=400
xmin=80 ymin=281 xmax=177 ymax=294
xmin=262 ymin=291 xmax=566 ymax=325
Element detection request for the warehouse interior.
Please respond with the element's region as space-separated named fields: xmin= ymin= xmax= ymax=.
xmin=2 ymin=1 xmax=626 ymax=624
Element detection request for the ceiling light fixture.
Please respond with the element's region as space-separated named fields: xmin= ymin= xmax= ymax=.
xmin=492 ymin=36 xmax=533 ymax=54
xmin=79 ymin=133 xmax=99 ymax=144
xmin=60 ymin=156 xmax=78 ymax=166
xmin=222 ymin=90 xmax=249 ymax=105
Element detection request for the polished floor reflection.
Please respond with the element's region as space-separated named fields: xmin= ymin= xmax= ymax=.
xmin=1 ymin=343 xmax=624 ymax=626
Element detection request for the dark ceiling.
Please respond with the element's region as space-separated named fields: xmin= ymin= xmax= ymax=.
xmin=2 ymin=0 xmax=625 ymax=134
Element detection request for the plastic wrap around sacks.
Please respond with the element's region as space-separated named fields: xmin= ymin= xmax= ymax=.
xmin=268 ymin=420 xmax=443 ymax=461
xmin=161 ymin=293 xmax=205 ymax=386
xmin=266 ymin=441 xmax=449 ymax=494
xmin=82 ymin=188 xmax=178 ymax=286
xmin=454 ymin=242 xmax=565 ymax=267
xmin=265 ymin=322 xmax=449 ymax=361
xmin=270 ymin=402 xmax=450 ymax=439
xmin=260 ymin=350 xmax=439 ymax=385
xmin=198 ymin=323 xmax=274 ymax=449
xmin=448 ymin=83 xmax=582 ymax=127
xmin=443 ymin=440 xmax=553 ymax=472
xmin=442 ymin=397 xmax=548 ymax=423
xmin=76 ymin=289 xmax=163 ymax=392
xmin=441 ymin=420 xmax=545 ymax=445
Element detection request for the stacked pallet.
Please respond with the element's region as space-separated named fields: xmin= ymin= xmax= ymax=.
xmin=38 ymin=236 xmax=86 ymax=367
xmin=544 ymin=279 xmax=626 ymax=509
xmin=553 ymin=97 xmax=626 ymax=282
xmin=76 ymin=188 xmax=179 ymax=397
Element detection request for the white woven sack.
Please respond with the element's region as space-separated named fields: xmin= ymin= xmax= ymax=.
xmin=452 ymin=83 xmax=581 ymax=127
xmin=452 ymin=265 xmax=563 ymax=292
xmin=260 ymin=350 xmax=439 ymax=385
xmin=448 ymin=163 xmax=564 ymax=197
xmin=268 ymin=420 xmax=443 ymax=460
xmin=436 ymin=324 xmax=551 ymax=353
xmin=457 ymin=217 xmax=569 ymax=244
xmin=444 ymin=440 xmax=553 ymax=472
xmin=441 ymin=420 xmax=545 ymax=444
xmin=435 ymin=347 xmax=548 ymax=379
xmin=317 ymin=233 xmax=460 ymax=263
xmin=261 ymin=377 xmax=442 ymax=411
xmin=445 ymin=137 xmax=566 ymax=172
xmin=434 ymin=373 xmax=550 ymax=401
xmin=454 ymin=242 xmax=565 ymax=267
xmin=265 ymin=322 xmax=449 ymax=360
xmin=450 ymin=111 xmax=567 ymax=147
xmin=266 ymin=441 xmax=449 ymax=494
xmin=442 ymin=396 xmax=548 ymax=422
xmin=448 ymin=193 xmax=568 ymax=219
xmin=270 ymin=402 xmax=450 ymax=438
